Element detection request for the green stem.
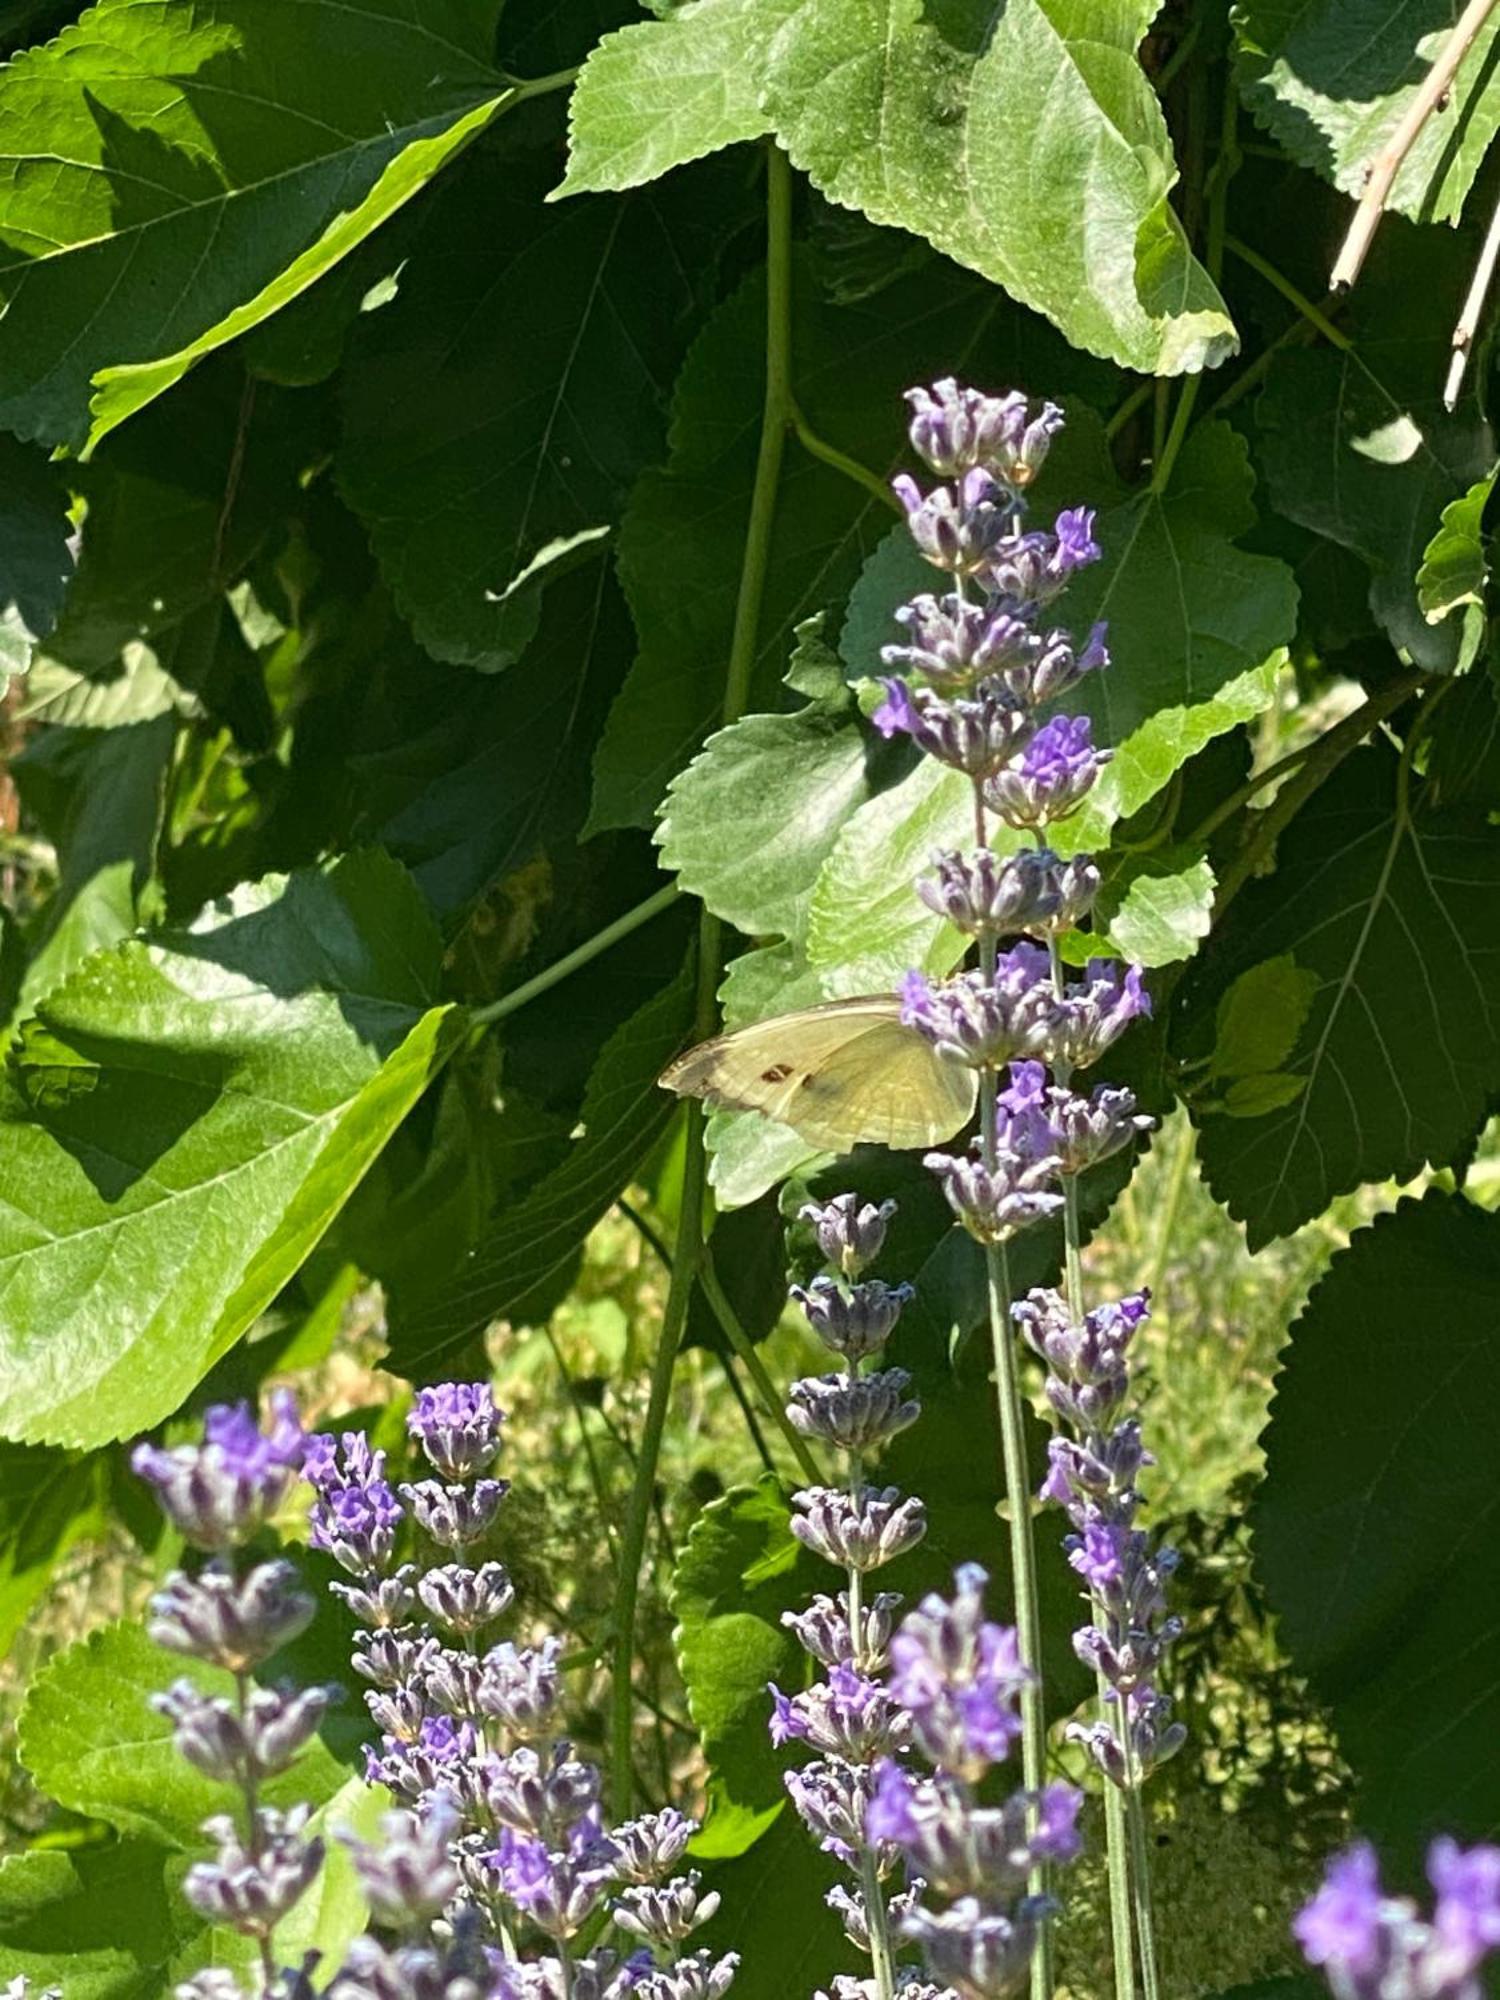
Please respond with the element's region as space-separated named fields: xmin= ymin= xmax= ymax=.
xmin=1223 ymin=235 xmax=1354 ymax=350
xmin=609 ymin=141 xmax=797 ymax=1811
xmin=510 ymin=63 xmax=581 ymax=100
xmin=1121 ymin=1736 xmax=1162 ymax=2000
xmin=473 ymin=883 xmax=679 ymax=1028
xmin=789 ymin=400 xmax=901 ymax=511
xmin=235 ymin=1668 xmax=278 ymax=1995
xmin=861 ymin=1844 xmax=899 ymax=2000
xmin=699 ymin=1255 xmax=824 ymax=1484
xmin=1104 ymin=381 xmax=1153 ymax=444
xmin=1150 ymin=375 xmax=1198 ymax=495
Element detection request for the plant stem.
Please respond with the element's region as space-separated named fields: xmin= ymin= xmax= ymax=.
xmin=1104 ymin=380 xmax=1153 ymax=443
xmin=1331 ymin=0 xmax=1500 ymax=289
xmin=235 ymin=1668 xmax=278 ymax=1994
xmin=609 ymin=140 xmax=797 ymax=1811
xmin=511 ymin=63 xmax=581 ymax=100
xmin=699 ymin=1254 xmax=824 ymax=1484
xmin=1149 ymin=375 xmax=1198 ymax=494
xmin=789 ymin=400 xmax=901 ymax=511
xmin=473 ymin=882 xmax=679 ymax=1028
xmin=1444 ymin=174 xmax=1500 ymax=408
xmin=1224 ymin=236 xmax=1353 ymax=350
xmin=1121 ymin=1733 xmax=1162 ymax=2000
xmin=845 ymin=1422 xmax=897 ymax=2000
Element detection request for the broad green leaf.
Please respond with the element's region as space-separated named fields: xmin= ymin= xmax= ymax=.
xmin=387 ymin=967 xmax=695 ymax=1376
xmin=17 ymin=1621 xmax=349 ymax=1848
xmin=694 ymin=1808 xmax=845 ymax=2000
xmin=657 ymin=623 xmax=880 ymax=938
xmin=807 ymin=421 xmax=1294 ymax=992
xmin=672 ymin=1474 xmax=826 ymax=1855
xmin=338 ymin=153 xmax=727 ymax=670
xmin=762 ymin=0 xmax=1237 ymax=375
xmin=0 ymin=1442 xmax=102 ymax=1653
xmin=1221 ymin=1072 xmax=1307 ymax=1117
xmin=1255 ymin=1192 xmax=1500 ymax=1864
xmin=0 ymin=1780 xmax=381 ymax=2000
xmin=1180 ymin=745 xmax=1500 ymax=1247
xmin=0 ymin=436 xmax=71 ymax=682
xmin=1209 ymin=955 xmax=1321 ymax=1081
xmin=1101 ymin=850 xmax=1215 ymax=967
xmin=557 ymin=0 xmax=788 ymax=194
xmin=588 ymin=254 xmax=1110 ymax=832
xmin=1256 ymin=228 xmax=1494 ymax=670
xmin=1425 ymin=662 xmax=1500 ymax=808
xmin=0 ymin=0 xmax=520 ymax=451
xmin=1418 ymin=476 xmax=1493 ymax=624
xmin=1234 ymin=0 xmax=1500 ymax=228
xmin=0 ymin=850 xmax=462 ymax=1446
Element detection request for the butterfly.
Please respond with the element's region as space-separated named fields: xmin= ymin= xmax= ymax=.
xmin=659 ymin=996 xmax=976 ymax=1152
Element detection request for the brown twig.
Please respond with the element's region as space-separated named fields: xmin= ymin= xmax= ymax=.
xmin=1445 ymin=175 xmax=1500 ymax=406
xmin=1331 ymin=0 xmax=1500 ymax=289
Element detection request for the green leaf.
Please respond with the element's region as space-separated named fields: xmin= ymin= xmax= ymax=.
xmin=0 ymin=436 xmax=71 ymax=683
xmin=1180 ymin=745 xmax=1500 ymax=1247
xmin=0 ymin=0 xmax=519 ymax=451
xmin=694 ymin=1807 xmax=846 ymax=2000
xmin=762 ymin=0 xmax=1237 ymax=375
xmin=1208 ymin=954 xmax=1321 ymax=1081
xmin=806 ymin=420 xmax=1294 ymax=992
xmin=0 ymin=1442 xmax=102 ymax=1653
xmin=1256 ymin=228 xmax=1494 ymax=670
xmin=1254 ymin=1192 xmax=1500 ymax=1864
xmin=387 ymin=966 xmax=695 ymax=1377
xmin=1417 ymin=476 xmax=1493 ymax=624
xmin=657 ymin=622 xmax=879 ymax=938
xmin=1101 ymin=850 xmax=1215 ymax=967
xmin=338 ymin=153 xmax=727 ymax=670
xmin=0 ymin=850 xmax=462 ymax=1445
xmin=589 ymin=253 xmax=1109 ymax=832
xmin=1220 ymin=1071 xmax=1307 ymax=1116
xmin=1425 ymin=661 xmax=1500 ymax=809
xmin=1234 ymin=0 xmax=1500 ymax=228
xmin=17 ymin=1621 xmax=350 ymax=1848
xmin=557 ymin=0 xmax=787 ymax=194
xmin=671 ymin=1474 xmax=826 ymax=1855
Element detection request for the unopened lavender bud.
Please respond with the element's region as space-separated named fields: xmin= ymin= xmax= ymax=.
xmin=883 ymin=594 xmax=1036 ymax=690
xmin=184 ymin=1806 xmax=324 ymax=1935
xmin=148 ymin=1559 xmax=315 ymax=1672
xmin=365 ymin=1682 xmax=428 ymax=1742
xmin=631 ymin=1952 xmax=740 ymax=2000
xmin=784 ymin=1757 xmax=877 ymax=1867
xmin=1047 ymin=959 xmax=1151 ymax=1070
xmin=799 ymin=1193 xmax=898 ymax=1278
xmin=1044 ymin=1082 xmax=1153 ymax=1176
xmin=904 ymin=380 xmax=1032 ymax=480
xmin=983 ymin=509 xmax=1101 ymax=606
xmin=609 ymin=1808 xmax=698 ymax=1884
xmin=341 ymin=1803 xmax=461 ymax=1928
xmin=791 ymin=1485 xmax=927 ymax=1573
xmin=787 ymin=1369 xmax=921 ymax=1453
xmin=408 ymin=1383 xmax=505 ymax=1482
xmin=923 ymin=1142 xmax=1063 ymax=1247
xmin=417 ymin=1561 xmax=514 ymax=1635
xmin=351 ymin=1627 xmax=439 ymax=1690
xmin=488 ymin=1825 xmax=616 ymax=1938
xmin=330 ymin=1568 xmax=417 ymax=1630
xmin=892 ymin=468 xmax=1011 ymax=577
xmin=132 ymin=1393 xmax=304 ymax=1551
xmin=614 ymin=1872 xmax=720 ymax=1948
xmin=422 ymin=1644 xmax=486 ymax=1718
xmin=916 ymin=846 xmax=1066 ymax=938
xmin=873 ymin=677 xmax=1033 ymax=778
xmin=900 ymin=949 xmax=1057 ymax=1070
xmin=365 ymin=1713 xmax=475 ymax=1804
xmin=309 ymin=1482 xmax=403 ymax=1578
xmin=987 ymin=713 xmax=1111 ymax=830
xmin=399 ymin=1478 xmax=508 ymax=1550
xmin=782 ymin=1589 xmax=903 ymax=1673
xmin=902 ymin=1894 xmax=1046 ymax=1998
xmin=889 ymin=1566 xmax=1032 ymax=1781
xmin=475 ymin=1638 xmax=565 ymax=1738
xmin=487 ymin=1745 xmax=601 ymax=1840
xmin=790 ymin=1276 xmax=914 ymax=1362
xmin=769 ymin=1663 xmax=908 ymax=1761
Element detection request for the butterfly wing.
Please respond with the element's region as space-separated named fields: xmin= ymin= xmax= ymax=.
xmin=660 ymin=997 xmax=976 ymax=1152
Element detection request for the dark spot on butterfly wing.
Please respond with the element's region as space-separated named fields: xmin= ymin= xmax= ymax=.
xmin=760 ymin=1063 xmax=794 ymax=1083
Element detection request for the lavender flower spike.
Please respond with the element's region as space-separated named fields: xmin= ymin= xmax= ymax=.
xmin=132 ymin=1392 xmax=304 ymax=1550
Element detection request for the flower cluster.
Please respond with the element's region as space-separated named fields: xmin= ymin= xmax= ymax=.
xmin=1296 ymin=1839 xmax=1500 ymax=2000
xmin=133 ymin=1386 xmax=733 ymax=2000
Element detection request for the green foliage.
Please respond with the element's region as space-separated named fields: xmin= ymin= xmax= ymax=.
xmin=1417 ymin=477 xmax=1493 ymax=625
xmin=1255 ymin=1193 xmax=1500 ymax=1868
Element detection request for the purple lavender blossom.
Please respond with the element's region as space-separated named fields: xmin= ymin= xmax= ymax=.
xmin=768 ymin=1663 xmax=908 ymax=1761
xmin=905 ymin=380 xmax=1057 ymax=485
xmin=873 ymin=676 xmax=1034 ymax=777
xmin=800 ymin=1193 xmax=898 ymax=1278
xmin=1047 ymin=959 xmax=1152 ymax=1071
xmin=899 ymin=949 xmax=1057 ymax=1070
xmin=882 ymin=593 xmax=1038 ymax=689
xmin=988 ymin=713 xmax=1111 ymax=830
xmin=983 ymin=514 xmax=1101 ymax=606
xmin=892 ymin=468 xmax=1012 ymax=576
xmin=132 ymin=1392 xmax=304 ymax=1550
xmin=888 ymin=1566 xmax=1031 ymax=1783
xmin=407 ymin=1382 xmax=504 ymax=1481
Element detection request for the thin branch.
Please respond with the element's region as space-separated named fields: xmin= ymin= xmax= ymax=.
xmin=789 ymin=401 xmax=901 ymax=511
xmin=1331 ymin=0 xmax=1500 ymax=289
xmin=472 ymin=883 xmax=679 ymax=1028
xmin=1445 ymin=175 xmax=1500 ymax=407
xmin=1225 ymin=236 xmax=1353 ymax=350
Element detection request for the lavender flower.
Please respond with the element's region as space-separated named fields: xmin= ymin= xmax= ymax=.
xmin=800 ymin=1194 xmax=899 ymax=1278
xmin=873 ymin=677 xmax=1034 ymax=777
xmin=407 ymin=1383 xmax=504 ymax=1481
xmin=341 ymin=1804 xmax=462 ymax=1929
xmin=792 ymin=1273 xmax=914 ymax=1361
xmin=892 ymin=468 xmax=1012 ymax=577
xmin=915 ymin=847 xmax=1070 ymax=938
xmin=147 ymin=1559 xmax=315 ymax=1672
xmin=1296 ymin=1838 xmax=1500 ymax=2000
xmin=882 ymin=593 xmax=1037 ymax=689
xmin=132 ymin=1393 xmax=304 ymax=1550
xmin=791 ymin=1485 xmax=928 ymax=1571
xmin=787 ymin=1369 xmax=922 ymax=1452
xmin=900 ymin=951 xmax=1058 ymax=1069
xmin=905 ymin=380 xmax=1062 ymax=489
xmin=986 ymin=713 xmax=1111 ymax=829
xmin=304 ymin=1431 xmax=405 ymax=1576
xmin=184 ymin=1805 xmax=325 ymax=1935
xmin=888 ymin=1566 xmax=1030 ymax=1783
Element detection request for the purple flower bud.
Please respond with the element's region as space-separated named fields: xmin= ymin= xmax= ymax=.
xmin=630 ymin=1951 xmax=740 ymax=2000
xmin=416 ymin=1561 xmax=514 ymax=1635
xmin=609 ymin=1808 xmax=698 ymax=1885
xmin=922 ymin=1139 xmax=1063 ymax=1247
xmin=487 ymin=1744 xmax=603 ymax=1842
xmin=889 ymin=1566 xmax=1032 ymax=1782
xmin=790 ymin=1485 xmax=928 ymax=1573
xmin=799 ymin=1193 xmax=899 ymax=1278
xmin=782 ymin=1589 xmax=903 ymax=1674
xmin=365 ymin=1681 xmax=428 ymax=1742
xmin=899 ymin=948 xmax=1057 ymax=1070
xmin=790 ymin=1275 xmax=914 ymax=1362
xmin=784 ymin=1756 xmax=877 ymax=1868
xmin=1430 ymin=1837 xmax=1500 ymax=1965
xmin=892 ymin=468 xmax=1012 ymax=577
xmin=901 ymin=1894 xmax=1048 ymax=1999
xmin=309 ymin=1480 xmax=404 ymax=1578
xmin=153 ymin=1679 xmax=332 ymax=1782
xmin=883 ymin=594 xmax=1037 ymax=690
xmin=787 ymin=1368 xmax=921 ymax=1453
xmin=1294 ymin=1844 xmax=1389 ymax=1984
xmin=329 ymin=1567 xmax=417 ymax=1630
xmin=408 ymin=1383 xmax=504 ymax=1482
xmin=916 ymin=847 xmax=1071 ymax=939
xmin=488 ymin=1818 xmax=617 ymax=1939
xmin=873 ymin=676 xmax=1033 ymax=777
xmin=1047 ymin=959 xmax=1152 ymax=1071
xmin=351 ymin=1626 xmax=439 ymax=1691
xmin=768 ymin=1663 xmax=908 ymax=1761
xmin=364 ymin=1711 xmax=476 ymax=1805
xmin=614 ymin=1872 xmax=720 ymax=1949
xmin=474 ymin=1637 xmax=566 ymax=1739
xmin=1071 ymin=1686 xmax=1185 ymax=1789
xmin=184 ymin=1805 xmax=324 ymax=1936
xmin=983 ymin=518 xmax=1102 ymax=609
xmin=987 ymin=714 xmax=1112 ymax=830
xmin=132 ymin=1393 xmax=304 ymax=1551
xmin=398 ymin=1477 xmax=508 ymax=1550
xmin=994 ymin=620 xmax=1109 ymax=709
xmin=340 ymin=1802 xmax=462 ymax=1928
xmin=1033 ymin=1782 xmax=1084 ymax=1863
xmin=1040 ymin=1080 xmax=1154 ymax=1176
xmin=147 ymin=1559 xmax=315 ymax=1672
xmin=904 ymin=381 xmax=1036 ymax=481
